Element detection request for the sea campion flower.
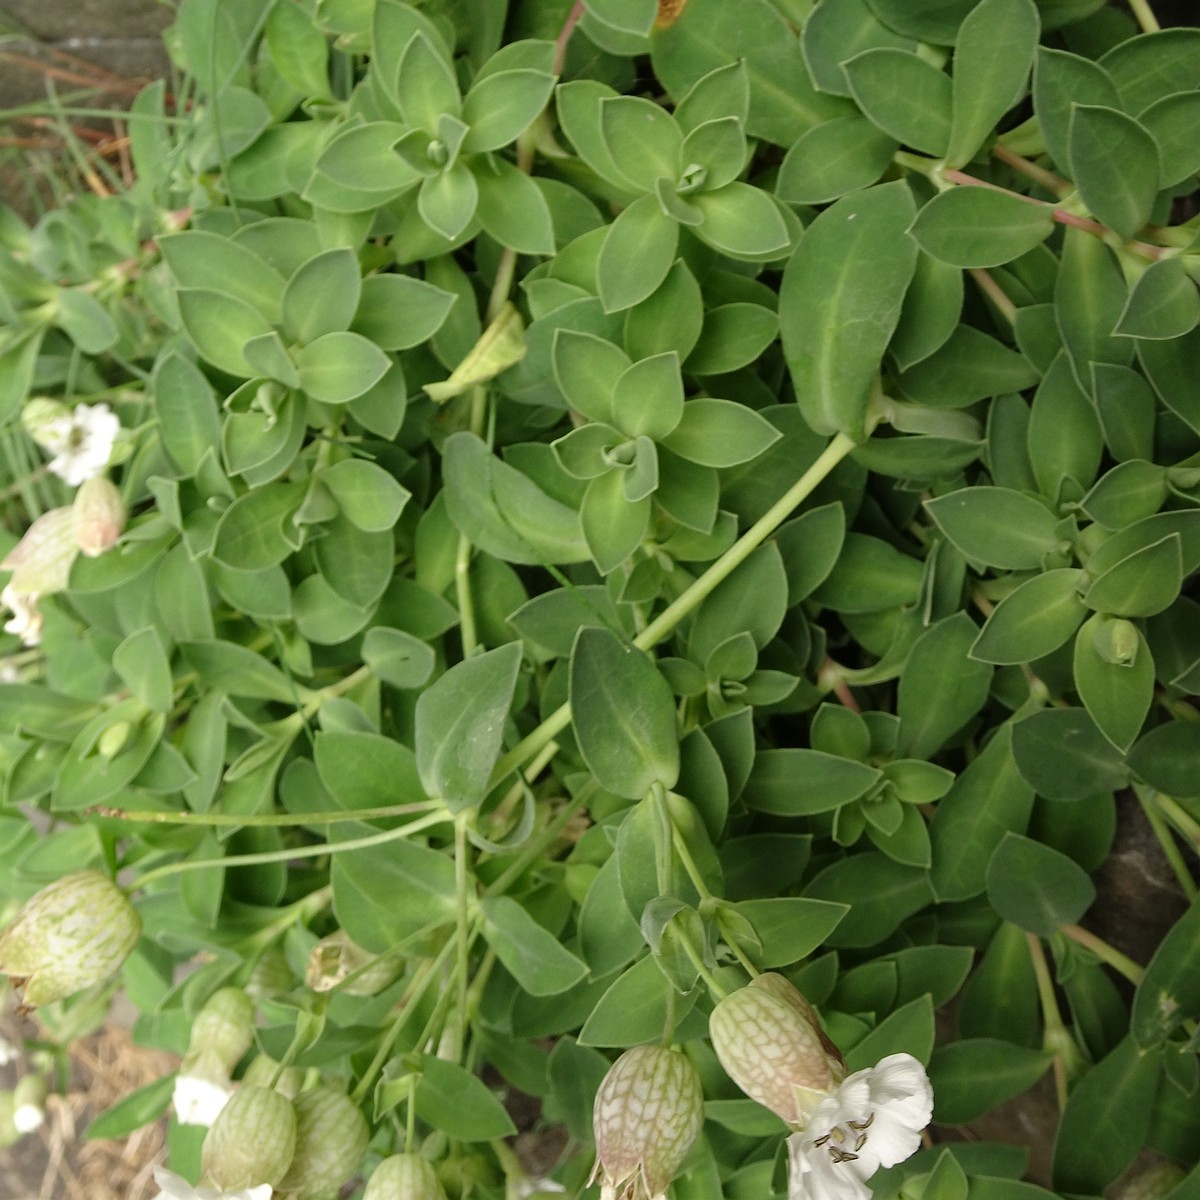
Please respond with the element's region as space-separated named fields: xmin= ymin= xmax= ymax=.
xmin=174 ymin=988 xmax=256 ymax=1127
xmin=151 ymin=1166 xmax=271 ymax=1200
xmin=590 ymin=1045 xmax=704 ymax=1200
xmin=1 ymin=506 xmax=79 ymax=646
xmin=306 ymin=929 xmax=401 ymax=996
xmin=275 ymin=1086 xmax=369 ymax=1199
xmin=32 ymin=401 xmax=120 ymax=486
xmin=785 ymin=1055 xmax=933 ymax=1200
xmin=0 ymin=870 xmax=141 ymax=1005
xmin=12 ymin=1074 xmax=47 ymax=1133
xmin=710 ymin=976 xmax=932 ymax=1200
xmin=72 ymin=476 xmax=125 ymax=556
xmin=363 ymin=1153 xmax=450 ymax=1200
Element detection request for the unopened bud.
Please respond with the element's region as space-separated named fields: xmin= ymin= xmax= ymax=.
xmin=246 ymin=945 xmax=292 ymax=999
xmin=364 ymin=1154 xmax=449 ymax=1200
xmin=306 ymin=930 xmax=401 ymax=996
xmin=97 ymin=721 xmax=133 ymax=759
xmin=590 ymin=1045 xmax=704 ymax=1200
xmin=201 ymin=1085 xmax=297 ymax=1192
xmin=0 ymin=870 xmax=141 ymax=1006
xmin=12 ymin=1074 xmax=47 ymax=1133
xmin=276 ymin=1087 xmax=369 ymax=1199
xmin=188 ymin=988 xmax=255 ymax=1071
xmin=1 ymin=507 xmax=78 ymax=596
xmin=21 ymin=398 xmax=70 ymax=448
xmin=709 ymin=974 xmax=844 ymax=1130
xmin=1091 ymin=615 xmax=1140 ymax=667
xmin=72 ymin=477 xmax=125 ymax=556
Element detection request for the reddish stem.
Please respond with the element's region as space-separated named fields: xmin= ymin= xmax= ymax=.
xmin=553 ymin=1 xmax=587 ymax=76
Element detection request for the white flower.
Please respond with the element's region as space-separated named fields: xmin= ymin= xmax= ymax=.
xmin=38 ymin=402 xmax=119 ymax=485
xmin=173 ymin=1069 xmax=236 ymax=1127
xmin=1 ymin=585 xmax=42 ymax=646
xmin=786 ymin=1054 xmax=933 ymax=1200
xmin=0 ymin=1036 xmax=18 ymax=1066
xmin=151 ymin=1166 xmax=272 ymax=1200
xmin=13 ymin=1101 xmax=44 ymax=1133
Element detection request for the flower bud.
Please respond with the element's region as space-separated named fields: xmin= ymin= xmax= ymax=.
xmin=12 ymin=1074 xmax=47 ymax=1133
xmin=0 ymin=870 xmax=141 ymax=1006
xmin=1091 ymin=615 xmax=1140 ymax=667
xmin=21 ymin=398 xmax=70 ymax=448
xmin=72 ymin=477 xmax=125 ymax=557
xmin=306 ymin=930 xmax=401 ymax=996
xmin=1 ymin=507 xmax=78 ymax=596
xmin=709 ymin=974 xmax=844 ymax=1130
xmin=364 ymin=1154 xmax=449 ymax=1200
xmin=590 ymin=1045 xmax=704 ymax=1200
xmin=201 ymin=1085 xmax=297 ymax=1191
xmin=276 ymin=1087 xmax=369 ymax=1199
xmin=246 ymin=945 xmax=293 ymax=999
xmin=189 ymin=988 xmax=256 ymax=1071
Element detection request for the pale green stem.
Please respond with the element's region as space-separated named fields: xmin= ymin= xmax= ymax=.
xmin=683 ymin=934 xmax=729 ymax=1002
xmin=128 ymin=811 xmax=451 ymax=891
xmin=450 ymin=815 xmax=473 ymax=1060
xmin=490 ymin=432 xmax=858 ymax=783
xmin=93 ymin=801 xmax=435 ymax=827
xmin=1153 ymin=791 xmax=1200 ymax=857
xmin=669 ymin=821 xmax=712 ymax=903
xmin=1060 ymin=924 xmax=1145 ymax=985
xmin=652 ymin=783 xmax=674 ymax=896
xmin=1026 ymin=933 xmax=1068 ymax=1111
xmin=1136 ymin=787 xmax=1198 ymax=901
xmin=969 ymin=268 xmax=1018 ymax=325
xmin=455 ymin=533 xmax=479 ymax=658
xmin=1128 ymin=0 xmax=1160 ymax=32
xmin=349 ymin=938 xmax=457 ymax=1104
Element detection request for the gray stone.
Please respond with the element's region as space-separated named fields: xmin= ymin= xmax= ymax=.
xmin=0 ymin=0 xmax=172 ymax=44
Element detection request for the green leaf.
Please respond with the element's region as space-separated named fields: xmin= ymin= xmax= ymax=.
xmin=415 ymin=642 xmax=522 ymax=811
xmin=1033 ymin=47 xmax=1123 ymax=175
xmin=780 ymin=181 xmax=918 ymax=439
xmin=1011 ymin=706 xmax=1127 ymax=801
xmin=418 ymin=162 xmax=479 ymax=242
xmin=736 ymin=897 xmax=848 ymax=967
xmin=986 ymin=832 xmax=1096 ymax=936
xmin=1085 ymin=534 xmax=1183 ymax=619
xmin=331 ymin=835 xmax=456 ymax=953
xmin=896 ymin=325 xmax=1038 ymax=409
xmin=569 ymin=626 xmax=680 ymax=800
xmin=320 ymin=459 xmax=410 ymax=533
xmin=896 ymin=612 xmax=992 ymax=759
xmin=480 ymin=895 xmax=589 ymax=996
xmin=1072 ymin=615 xmax=1154 ymax=753
xmin=689 ymin=182 xmax=791 ymax=262
xmin=1131 ymin=896 xmax=1200 ymax=1049
xmin=153 ymin=353 xmax=223 ymax=477
xmin=1068 ymin=105 xmax=1158 ymax=243
xmin=661 ymin=399 xmax=781 ymax=467
xmin=361 ymin=627 xmax=435 ymax=689
xmin=600 ymin=95 xmax=683 ymax=192
xmin=929 ymin=1041 xmax=1052 ymax=1124
xmin=588 ymin=0 xmax=657 ymax=35
xmin=597 ymin=194 xmax=680 ymax=313
xmin=580 ymin=469 xmax=651 ymax=573
xmin=945 ymin=0 xmax=1040 ymax=169
xmin=842 ymin=49 xmax=952 ymax=157
xmin=1051 ymin=1036 xmax=1162 ymax=1194
xmin=862 ymin=0 xmax=975 ymax=43
xmin=971 ymin=569 xmax=1088 ymax=665
xmin=474 ymin=157 xmax=555 ymax=255
xmin=1099 ymin=27 xmax=1200 ymax=114
xmin=929 ymin=723 xmax=1034 ymax=902
xmin=625 ymin=260 xmax=705 ymax=362
xmin=1127 ymin=720 xmax=1200 ymax=799
xmin=890 ymin=252 xmax=963 ymax=371
xmin=159 ymin=231 xmax=285 ymax=322
xmin=414 ymin=1056 xmax=517 ymax=1141
xmin=776 ymin=114 xmax=898 ymax=206
xmin=54 ymin=288 xmax=117 ymax=354
xmin=925 ymin=486 xmax=1061 ymax=571
xmin=804 ymin=853 xmax=932 ymax=948
xmin=113 ymin=627 xmax=173 ymax=715
xmin=281 ymin=248 xmax=361 ymax=345
xmin=84 ymin=1073 xmax=176 ymax=1141
xmin=801 ymin=0 xmax=913 ymax=98
xmin=578 ymin=953 xmax=697 ymax=1047
xmin=176 ymin=288 xmax=274 ymax=378
xmin=843 ymin=995 xmax=935 ymax=1072
xmin=296 ymin=332 xmax=391 ymax=403
xmin=811 ymin=532 xmax=924 ymax=613
xmin=395 ymin=31 xmax=460 ymax=133
xmin=611 ymin=352 xmax=684 ymax=441
xmin=1114 ymin=257 xmax=1200 ymax=341
xmin=462 ymin=69 xmax=556 ymax=154
xmin=1139 ymin=91 xmax=1200 ymax=188
xmin=352 ymin=274 xmax=457 ymax=351
xmin=743 ymin=749 xmax=881 ymax=815
xmin=1057 ymin=229 xmax=1133 ymax=391
xmin=910 ymin=188 xmax=1053 ymax=269
xmin=314 ymin=731 xmax=424 ymax=811
xmin=180 ymin=640 xmax=300 ymax=703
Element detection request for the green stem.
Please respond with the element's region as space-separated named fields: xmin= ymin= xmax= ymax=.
xmin=968 ymin=268 xmax=1018 ymax=325
xmin=716 ymin=914 xmax=761 ymax=979
xmin=1127 ymin=0 xmax=1160 ymax=32
xmin=669 ymin=822 xmax=713 ymax=903
xmin=652 ymin=784 xmax=675 ymax=896
xmin=93 ymin=801 xmax=435 ymax=827
xmin=490 ymin=432 xmax=858 ymax=783
xmin=1136 ymin=787 xmax=1198 ymax=902
xmin=1025 ymin=933 xmax=1069 ymax=1112
xmin=682 ymin=934 xmax=729 ymax=1002
xmin=484 ymin=787 xmax=592 ymax=897
xmin=1153 ymin=791 xmax=1200 ymax=857
xmin=127 ymin=811 xmax=451 ymax=892
xmin=450 ymin=815 xmax=473 ymax=1060
xmin=1060 ymin=924 xmax=1145 ymax=985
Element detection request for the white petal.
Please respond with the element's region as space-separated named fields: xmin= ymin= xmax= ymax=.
xmin=152 ymin=1167 xmax=200 ymax=1200
xmin=788 ymin=1134 xmax=873 ymax=1200
xmin=13 ymin=1102 xmax=44 ymax=1132
xmin=173 ymin=1072 xmax=235 ymax=1126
